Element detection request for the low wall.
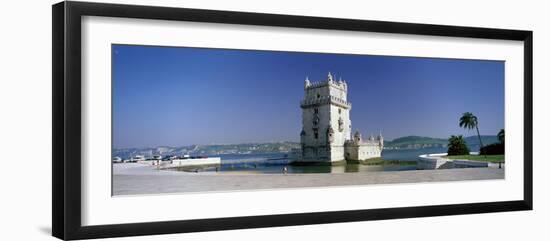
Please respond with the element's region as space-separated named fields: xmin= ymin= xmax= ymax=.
xmin=160 ymin=157 xmax=221 ymax=169
xmin=488 ymin=162 xmax=505 ymax=169
xmin=453 ymin=160 xmax=488 ymax=168
xmin=417 ymin=153 xmax=490 ymax=169
xmin=417 ymin=154 xmax=452 ymax=170
xmin=136 ymin=160 xmax=158 ymax=165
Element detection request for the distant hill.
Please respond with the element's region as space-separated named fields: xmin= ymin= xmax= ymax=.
xmin=384 ymin=136 xmax=447 ymax=149
xmin=385 ymin=135 xmax=499 ymax=150
xmin=113 ymin=135 xmax=500 ymax=159
xmin=113 ymin=141 xmax=300 ymax=160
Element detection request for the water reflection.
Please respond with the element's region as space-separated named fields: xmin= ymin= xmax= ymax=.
xmin=167 ymin=150 xmax=440 ymax=174
xmin=171 ymin=162 xmax=416 ymax=174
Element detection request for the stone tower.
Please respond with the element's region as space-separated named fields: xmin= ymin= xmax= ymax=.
xmin=299 ymin=72 xmax=352 ymax=163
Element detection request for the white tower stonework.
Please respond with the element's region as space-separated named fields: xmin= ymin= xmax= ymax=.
xmin=298 ymin=73 xmax=383 ymax=164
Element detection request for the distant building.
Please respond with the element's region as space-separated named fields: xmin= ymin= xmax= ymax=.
xmin=297 ymin=72 xmax=383 ymax=164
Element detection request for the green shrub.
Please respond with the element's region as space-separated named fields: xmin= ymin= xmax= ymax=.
xmin=447 ymin=135 xmax=470 ymax=155
xmin=480 ymin=143 xmax=504 ymax=155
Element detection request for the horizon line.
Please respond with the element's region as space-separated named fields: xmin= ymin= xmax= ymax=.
xmin=112 ymin=134 xmax=498 ymax=150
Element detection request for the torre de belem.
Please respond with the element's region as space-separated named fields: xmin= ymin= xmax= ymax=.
xmin=297 ymin=72 xmax=383 ymax=164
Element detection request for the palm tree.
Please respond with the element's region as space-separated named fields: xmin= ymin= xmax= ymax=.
xmin=459 ymin=112 xmax=483 ymax=154
xmin=498 ymin=129 xmax=505 ymax=144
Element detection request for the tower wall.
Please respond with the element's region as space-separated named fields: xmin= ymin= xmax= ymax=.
xmin=299 ymin=74 xmax=351 ymax=163
xmin=301 ymin=104 xmax=332 ymax=161
xmin=344 ymin=142 xmax=383 ymax=161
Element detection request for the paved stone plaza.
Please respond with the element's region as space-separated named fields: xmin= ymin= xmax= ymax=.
xmin=113 ymin=163 xmax=504 ymax=195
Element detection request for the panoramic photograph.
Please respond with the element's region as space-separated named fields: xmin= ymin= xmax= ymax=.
xmin=111 ymin=44 xmax=505 ymax=196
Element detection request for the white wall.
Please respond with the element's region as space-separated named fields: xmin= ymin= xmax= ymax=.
xmin=0 ymin=0 xmax=548 ymax=241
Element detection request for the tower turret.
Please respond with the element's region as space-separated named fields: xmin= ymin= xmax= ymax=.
xmin=377 ymin=131 xmax=384 ymax=147
xmin=327 ymin=72 xmax=334 ymax=82
xmin=353 ymin=131 xmax=362 ymax=143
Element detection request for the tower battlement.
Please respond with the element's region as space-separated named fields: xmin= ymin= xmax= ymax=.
xmin=304 ymin=72 xmax=348 ymax=91
xmin=300 ymin=95 xmax=351 ymax=109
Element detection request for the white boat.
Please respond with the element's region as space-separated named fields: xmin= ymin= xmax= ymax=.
xmin=131 ymin=155 xmax=145 ymax=162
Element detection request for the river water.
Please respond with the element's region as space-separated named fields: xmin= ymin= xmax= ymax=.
xmin=381 ymin=147 xmax=447 ymax=161
xmin=176 ymin=147 xmax=448 ymax=174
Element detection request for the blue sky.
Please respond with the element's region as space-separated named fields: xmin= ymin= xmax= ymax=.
xmin=112 ymin=45 xmax=504 ymax=148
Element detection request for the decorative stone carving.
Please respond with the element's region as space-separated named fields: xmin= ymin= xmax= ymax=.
xmin=327 ymin=126 xmax=334 ymax=143
xmin=313 ymin=115 xmax=320 ymax=126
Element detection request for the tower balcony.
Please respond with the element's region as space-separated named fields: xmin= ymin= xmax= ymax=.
xmin=300 ymin=95 xmax=352 ymax=109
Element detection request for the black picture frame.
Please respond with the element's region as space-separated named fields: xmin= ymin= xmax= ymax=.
xmin=52 ymin=1 xmax=533 ymax=240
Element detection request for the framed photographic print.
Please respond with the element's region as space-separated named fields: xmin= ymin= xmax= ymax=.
xmin=52 ymin=1 xmax=533 ymax=240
